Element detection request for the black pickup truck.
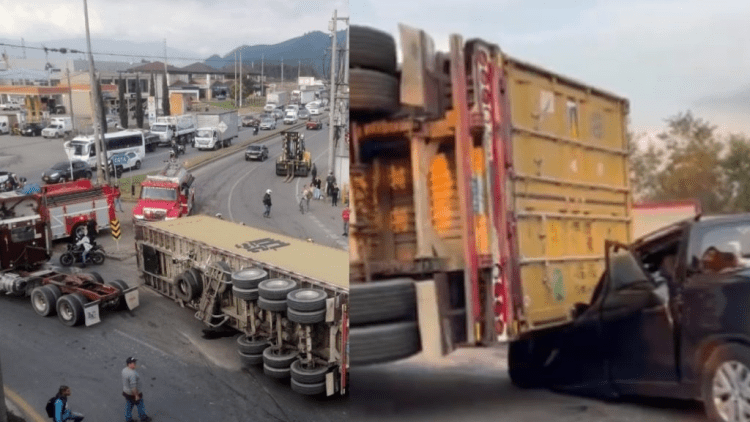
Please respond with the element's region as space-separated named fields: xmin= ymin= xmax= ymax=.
xmin=510 ymin=214 xmax=750 ymax=422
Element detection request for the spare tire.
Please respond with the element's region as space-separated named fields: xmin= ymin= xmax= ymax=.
xmin=350 ymin=69 xmax=399 ymax=116
xmin=351 ymin=26 xmax=397 ymax=75
xmin=175 ymin=271 xmax=201 ymax=303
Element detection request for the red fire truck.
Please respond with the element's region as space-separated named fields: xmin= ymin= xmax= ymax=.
xmin=36 ymin=179 xmax=119 ymax=240
xmin=132 ymin=160 xmax=195 ymax=222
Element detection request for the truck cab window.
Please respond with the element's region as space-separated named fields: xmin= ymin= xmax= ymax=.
xmin=695 ymin=224 xmax=750 ymax=274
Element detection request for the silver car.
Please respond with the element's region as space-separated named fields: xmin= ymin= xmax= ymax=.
xmin=260 ymin=118 xmax=276 ymax=130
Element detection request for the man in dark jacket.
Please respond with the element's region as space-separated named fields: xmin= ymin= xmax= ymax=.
xmin=331 ymin=183 xmax=340 ymax=207
xmin=311 ymin=163 xmax=317 ymax=181
xmin=263 ymin=189 xmax=272 ymax=218
xmin=53 ymin=385 xmax=84 ymax=422
xmin=326 ymin=171 xmax=336 ymax=198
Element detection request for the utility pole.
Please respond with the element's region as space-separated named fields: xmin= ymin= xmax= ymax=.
xmin=234 ymin=51 xmax=237 ymax=106
xmin=327 ymin=10 xmax=338 ymax=175
xmin=298 ymin=59 xmax=301 ymax=80
xmin=344 ymin=24 xmax=350 ymax=86
xmin=261 ymin=53 xmax=264 ymax=96
xmin=240 ymin=50 xmax=243 ymax=108
xmin=163 ymin=38 xmax=168 ymax=113
xmin=83 ymin=0 xmax=105 ymax=185
xmin=66 ymin=67 xmax=76 ymax=134
xmin=281 ymin=57 xmax=284 ymax=86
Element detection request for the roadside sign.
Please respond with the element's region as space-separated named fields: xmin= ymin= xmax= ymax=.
xmin=217 ymin=121 xmax=228 ymax=133
xmin=148 ymin=96 xmax=156 ymax=121
xmin=111 ymin=218 xmax=121 ymax=240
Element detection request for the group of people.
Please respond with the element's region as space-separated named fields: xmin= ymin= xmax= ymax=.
xmin=48 ymin=357 xmax=151 ymax=422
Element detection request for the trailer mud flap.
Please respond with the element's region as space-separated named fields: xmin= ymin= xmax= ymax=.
xmin=124 ymin=287 xmax=140 ymax=310
xmin=326 ymin=371 xmax=334 ymax=396
xmin=84 ymin=302 xmax=101 ymax=326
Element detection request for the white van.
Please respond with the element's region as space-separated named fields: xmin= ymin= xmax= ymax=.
xmin=50 ymin=117 xmax=72 ymax=134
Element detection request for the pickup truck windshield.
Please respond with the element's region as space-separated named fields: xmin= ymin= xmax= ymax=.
xmin=141 ymin=187 xmax=177 ymax=201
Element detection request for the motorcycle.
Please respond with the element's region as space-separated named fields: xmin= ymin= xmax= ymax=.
xmin=59 ymin=242 xmax=106 ymax=267
xmin=0 ymin=172 xmax=26 ymax=193
xmin=171 ymin=142 xmax=185 ymax=157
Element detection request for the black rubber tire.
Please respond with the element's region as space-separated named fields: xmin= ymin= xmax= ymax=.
xmin=215 ymin=261 xmax=233 ymax=294
xmin=238 ymin=350 xmax=264 ymax=366
xmin=90 ymin=250 xmax=105 ymax=265
xmin=85 ymin=171 xmax=92 ymax=179
xmin=702 ymin=344 xmax=750 ymax=422
xmin=175 ymin=271 xmax=201 ymax=302
xmin=291 ymin=378 xmax=326 ymax=396
xmin=237 ymin=335 xmax=270 ymax=355
xmin=105 ymin=279 xmax=129 ymax=310
xmin=231 ymin=268 xmax=268 ymax=290
xmin=135 ymin=160 xmax=141 ymax=170
xmin=56 ymin=293 xmax=87 ymax=327
xmin=262 ymin=347 xmax=299 ymax=369
xmin=290 ymin=360 xmax=329 ymax=384
xmin=508 ymin=339 xmax=545 ymax=389
xmin=258 ymin=278 xmax=297 ymax=300
xmin=350 ymin=321 xmax=421 ymax=366
xmin=83 ymin=271 xmax=104 ymax=284
xmin=257 ymin=296 xmax=287 ymax=312
xmin=288 ymin=308 xmax=326 ymax=325
xmin=232 ymin=286 xmax=259 ymax=301
xmin=263 ymin=363 xmax=291 ymax=379
xmin=350 ymin=278 xmax=417 ymax=325
xmin=350 ymin=69 xmax=400 ymax=116
xmin=350 ymin=25 xmax=398 ymax=74
xmin=59 ymin=252 xmax=74 ymax=267
xmin=287 ymin=289 xmax=327 ymax=312
xmin=30 ymin=286 xmax=56 ymax=317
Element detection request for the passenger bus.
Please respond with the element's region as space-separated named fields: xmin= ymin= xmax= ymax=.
xmin=64 ymin=130 xmax=146 ymax=168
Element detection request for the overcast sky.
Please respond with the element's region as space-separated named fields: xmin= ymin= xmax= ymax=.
xmin=353 ymin=0 xmax=750 ymax=137
xmin=0 ymin=0 xmax=349 ymax=59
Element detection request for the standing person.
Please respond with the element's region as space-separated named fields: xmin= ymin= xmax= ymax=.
xmin=311 ymin=163 xmax=317 ymax=182
xmin=326 ymin=171 xmax=336 ymax=199
xmin=49 ymin=385 xmax=85 ymax=422
xmin=312 ymin=177 xmax=321 ymax=200
xmin=263 ymin=189 xmax=272 ymax=218
xmin=122 ymin=357 xmax=152 ymax=422
xmin=331 ymin=183 xmax=340 ymax=207
xmin=342 ymin=206 xmax=350 ymax=236
xmin=298 ymin=186 xmax=307 ymax=214
xmin=86 ymin=219 xmax=98 ymax=241
xmin=114 ymin=183 xmax=124 ymax=212
xmin=305 ymin=184 xmax=313 ymax=212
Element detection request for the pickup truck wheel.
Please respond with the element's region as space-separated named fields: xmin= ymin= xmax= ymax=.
xmin=56 ymin=293 xmax=87 ymax=327
xmin=351 ymin=69 xmax=399 ymax=116
xmin=349 ymin=321 xmax=421 ymax=366
xmin=262 ymin=347 xmax=298 ymax=369
xmin=350 ymin=278 xmax=416 ymax=325
xmin=238 ymin=350 xmax=264 ymax=366
xmin=288 ymin=308 xmax=326 ymax=324
xmin=31 ymin=286 xmax=58 ymax=317
xmin=702 ymin=344 xmax=750 ymax=422
xmin=232 ymin=268 xmax=268 ymax=290
xmin=287 ymin=289 xmax=327 ymax=312
xmin=59 ymin=252 xmax=75 ymax=267
xmin=259 ymin=278 xmax=297 ymax=300
xmin=237 ymin=335 xmax=270 ymax=355
xmin=351 ymin=26 xmax=397 ymax=75
xmin=290 ymin=360 xmax=329 ymax=384
xmin=291 ymin=378 xmax=326 ymax=396
xmin=508 ymin=339 xmax=546 ymax=389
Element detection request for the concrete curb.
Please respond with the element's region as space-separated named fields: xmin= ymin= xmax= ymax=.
xmin=104 ymin=251 xmax=136 ymax=261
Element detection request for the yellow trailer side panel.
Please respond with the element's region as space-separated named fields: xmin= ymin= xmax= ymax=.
xmin=145 ymin=215 xmax=349 ymax=289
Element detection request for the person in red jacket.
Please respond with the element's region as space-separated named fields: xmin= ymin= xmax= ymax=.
xmin=342 ymin=207 xmax=350 ymax=236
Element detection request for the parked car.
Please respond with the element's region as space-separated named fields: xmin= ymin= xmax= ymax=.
xmin=298 ymin=109 xmax=310 ymax=120
xmin=215 ymin=94 xmax=226 ymax=101
xmin=245 ymin=145 xmax=269 ymax=161
xmin=41 ymin=123 xmax=65 ymax=139
xmin=306 ymin=120 xmax=323 ymax=130
xmin=242 ymin=115 xmax=260 ymax=128
xmin=259 ymin=118 xmax=276 ymax=130
xmin=108 ymin=151 xmax=142 ymax=171
xmin=42 ymin=161 xmax=92 ymax=184
xmin=20 ymin=123 xmax=44 ymax=137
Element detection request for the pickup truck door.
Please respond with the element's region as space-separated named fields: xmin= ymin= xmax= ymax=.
xmin=601 ymin=244 xmax=678 ymax=396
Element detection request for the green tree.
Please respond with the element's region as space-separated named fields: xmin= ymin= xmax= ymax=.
xmin=721 ymin=134 xmax=750 ymax=212
xmin=629 ymin=133 xmax=664 ymax=201
xmin=161 ymin=71 xmax=170 ymax=116
xmin=135 ymin=75 xmax=144 ymax=128
xmin=118 ymin=76 xmax=128 ymax=129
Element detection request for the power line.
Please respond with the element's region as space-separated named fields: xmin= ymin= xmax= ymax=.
xmin=0 ymin=41 xmax=207 ymax=61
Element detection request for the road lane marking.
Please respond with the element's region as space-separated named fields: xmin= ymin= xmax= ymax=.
xmin=4 ymin=385 xmax=46 ymax=422
xmin=113 ymin=329 xmax=184 ymax=364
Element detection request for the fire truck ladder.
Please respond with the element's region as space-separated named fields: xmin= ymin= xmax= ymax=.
xmin=195 ymin=263 xmax=229 ymax=327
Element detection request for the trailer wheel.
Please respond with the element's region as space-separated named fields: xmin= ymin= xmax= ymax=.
xmin=351 ymin=25 xmax=398 ymax=75
xmin=291 ymin=378 xmax=326 ymax=396
xmin=237 ymin=335 xmax=270 ymax=355
xmin=288 ymin=308 xmax=326 ymax=325
xmin=290 ymin=360 xmax=329 ymax=384
xmin=258 ymin=297 xmax=287 ymax=312
xmin=175 ymin=271 xmax=201 ymax=303
xmin=82 ymin=271 xmax=104 ymax=284
xmin=287 ymin=289 xmax=327 ymax=312
xmin=24 ymin=277 xmax=43 ymax=296
xmin=31 ymin=286 xmax=58 ymax=317
xmin=59 ymin=252 xmax=75 ymax=267
xmin=259 ymin=278 xmax=297 ymax=301
xmin=105 ymin=279 xmax=129 ymax=310
xmin=238 ymin=350 xmax=264 ymax=366
xmin=232 ymin=286 xmax=259 ymax=301
xmin=232 ymin=268 xmax=268 ymax=290
xmin=508 ymin=339 xmax=546 ymax=389
xmin=349 ymin=321 xmax=421 ymax=366
xmin=350 ymin=278 xmax=417 ymax=325
xmin=262 ymin=347 xmax=299 ymax=369
xmin=56 ymin=293 xmax=87 ymax=327
xmin=263 ymin=363 xmax=291 ymax=379
xmin=350 ymin=69 xmax=399 ymax=117
xmin=91 ymin=250 xmax=105 ymax=265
